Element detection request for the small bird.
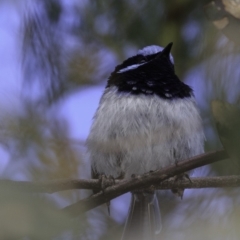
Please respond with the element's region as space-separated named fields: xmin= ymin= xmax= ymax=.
xmin=87 ymin=43 xmax=204 ymax=240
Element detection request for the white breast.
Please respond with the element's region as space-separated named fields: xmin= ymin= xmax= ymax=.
xmin=87 ymin=87 xmax=204 ymax=178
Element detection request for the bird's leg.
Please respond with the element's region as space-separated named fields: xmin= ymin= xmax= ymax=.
xmin=97 ymin=175 xmax=113 ymax=215
xmin=182 ymin=172 xmax=192 ymax=183
xmin=98 ymin=173 xmax=125 ymax=215
xmin=98 ymin=174 xmax=117 ymax=192
xmin=116 ymin=171 xmax=125 ymax=180
xmin=171 ymin=173 xmax=192 ymax=199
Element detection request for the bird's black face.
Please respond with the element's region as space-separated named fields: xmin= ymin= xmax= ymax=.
xmin=107 ymin=43 xmax=193 ymax=99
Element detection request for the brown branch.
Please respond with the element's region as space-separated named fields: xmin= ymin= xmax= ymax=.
xmin=0 ymin=150 xmax=230 ymax=217
xmin=62 ymin=149 xmax=228 ymax=217
xmin=2 ymin=175 xmax=240 ymax=192
xmin=157 ymin=175 xmax=240 ymax=189
xmin=0 ymin=149 xmax=227 ymax=194
xmin=0 ymin=179 xmax=99 ymax=193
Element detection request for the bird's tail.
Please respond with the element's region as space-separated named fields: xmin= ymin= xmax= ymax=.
xmin=121 ymin=191 xmax=162 ymax=240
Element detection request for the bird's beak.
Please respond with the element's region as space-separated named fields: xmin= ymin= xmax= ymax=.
xmin=161 ymin=42 xmax=173 ymax=57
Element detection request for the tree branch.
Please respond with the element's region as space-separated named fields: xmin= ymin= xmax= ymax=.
xmin=62 ymin=149 xmax=228 ymax=217
xmin=2 ymin=175 xmax=240 ymax=192
xmin=156 ymin=175 xmax=240 ymax=189
xmin=0 ymin=149 xmax=227 ymax=193
xmin=0 ymin=178 xmax=98 ymax=193
xmin=0 ymin=150 xmax=230 ymax=217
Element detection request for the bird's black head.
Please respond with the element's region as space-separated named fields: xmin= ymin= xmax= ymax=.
xmin=106 ymin=43 xmax=193 ymax=99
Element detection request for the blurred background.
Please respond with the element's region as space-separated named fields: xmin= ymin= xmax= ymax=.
xmin=0 ymin=0 xmax=240 ymax=239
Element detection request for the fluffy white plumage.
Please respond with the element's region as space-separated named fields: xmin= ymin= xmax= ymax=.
xmin=87 ymin=86 xmax=204 ymax=178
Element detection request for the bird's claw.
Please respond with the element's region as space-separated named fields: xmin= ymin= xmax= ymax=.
xmin=171 ymin=173 xmax=192 ymax=199
xmin=98 ymin=174 xmax=116 ymax=215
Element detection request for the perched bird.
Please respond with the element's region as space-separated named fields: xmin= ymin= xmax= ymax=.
xmin=87 ymin=43 xmax=205 ymax=240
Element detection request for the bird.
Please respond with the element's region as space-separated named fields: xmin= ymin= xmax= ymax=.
xmin=86 ymin=42 xmax=205 ymax=240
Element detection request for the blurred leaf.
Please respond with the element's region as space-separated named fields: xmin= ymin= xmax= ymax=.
xmin=0 ymin=182 xmax=80 ymax=240
xmin=212 ymin=100 xmax=240 ymax=170
xmin=22 ymin=0 xmax=72 ymax=104
xmin=204 ymin=0 xmax=240 ymax=45
xmin=223 ymin=0 xmax=240 ymax=19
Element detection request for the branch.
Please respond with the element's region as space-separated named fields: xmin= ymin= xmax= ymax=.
xmin=156 ymin=175 xmax=240 ymax=189
xmin=62 ymin=149 xmax=228 ymax=217
xmin=0 ymin=179 xmax=99 ymax=193
xmin=0 ymin=149 xmax=227 ymax=194
xmin=2 ymin=176 xmax=240 ymax=192
xmin=0 ymin=150 xmax=229 ymax=216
